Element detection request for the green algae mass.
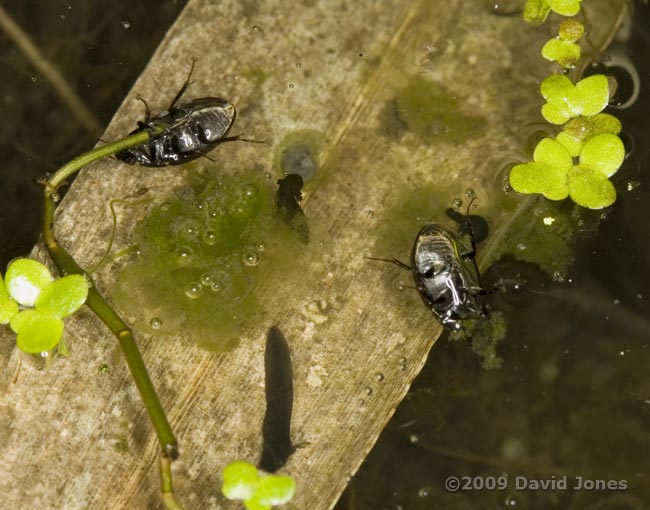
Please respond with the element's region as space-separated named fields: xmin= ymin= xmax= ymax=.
xmin=112 ymin=168 xmax=302 ymax=351
xmin=393 ymin=75 xmax=485 ymax=143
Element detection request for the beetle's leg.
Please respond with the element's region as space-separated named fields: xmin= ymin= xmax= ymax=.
xmin=219 ymin=134 xmax=269 ymax=144
xmin=168 ymin=58 xmax=197 ymax=110
xmin=135 ymin=96 xmax=152 ymax=124
xmin=365 ymin=256 xmax=412 ymax=271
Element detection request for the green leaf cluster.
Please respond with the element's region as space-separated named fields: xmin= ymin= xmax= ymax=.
xmin=510 ymin=128 xmax=624 ymax=209
xmin=524 ymin=0 xmax=583 ymax=26
xmin=541 ymin=19 xmax=585 ymax=68
xmin=221 ymin=460 xmax=296 ymax=510
xmin=0 ymin=259 xmax=88 ymax=353
xmin=511 ymin=1 xmax=625 ymax=210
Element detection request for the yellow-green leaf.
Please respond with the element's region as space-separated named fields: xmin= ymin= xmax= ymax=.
xmin=509 ymin=162 xmax=569 ymax=201
xmin=35 ymin=274 xmax=89 ymax=319
xmin=5 ymin=259 xmax=54 ymax=307
xmin=568 ymin=165 xmax=616 ymax=209
xmin=579 ymin=133 xmax=625 ymax=177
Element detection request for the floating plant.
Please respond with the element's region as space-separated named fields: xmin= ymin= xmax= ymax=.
xmin=0 ymin=258 xmax=88 ymax=354
xmin=510 ymin=1 xmax=625 ymax=210
xmin=221 ymin=460 xmax=296 ymax=510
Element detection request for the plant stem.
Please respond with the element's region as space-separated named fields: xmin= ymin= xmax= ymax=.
xmin=41 ymin=134 xmax=183 ymax=507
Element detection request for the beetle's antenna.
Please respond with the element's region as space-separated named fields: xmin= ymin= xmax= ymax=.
xmin=168 ymin=58 xmax=197 ymax=110
xmin=365 ymin=256 xmax=412 ymax=271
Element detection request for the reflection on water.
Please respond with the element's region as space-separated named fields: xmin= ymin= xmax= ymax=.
xmin=341 ymin=3 xmax=650 ymax=509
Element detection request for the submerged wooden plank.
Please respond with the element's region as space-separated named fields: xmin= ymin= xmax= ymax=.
xmin=0 ymin=1 xmax=626 ymax=509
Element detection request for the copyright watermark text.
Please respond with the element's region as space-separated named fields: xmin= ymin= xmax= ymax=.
xmin=444 ymin=475 xmax=628 ymax=493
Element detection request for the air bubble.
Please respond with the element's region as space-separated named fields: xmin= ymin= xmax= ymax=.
xmin=375 ymin=372 xmax=384 ymax=382
xmin=210 ymin=281 xmax=222 ymax=292
xmin=241 ymin=183 xmax=258 ymax=199
xmin=251 ymin=25 xmax=261 ymax=31
xmin=364 ymin=387 xmax=373 ymax=395
xmin=504 ymin=495 xmax=519 ymax=507
xmin=121 ymin=20 xmax=131 ymax=29
xmin=184 ymin=282 xmax=204 ymax=299
xmin=257 ymin=242 xmax=266 ymax=251
xmin=203 ymin=230 xmax=217 ymax=246
xmin=465 ymin=188 xmax=476 ymax=200
xmin=409 ymin=434 xmax=419 ymax=443
xmin=452 ymin=198 xmax=463 ymax=209
xmin=243 ymin=251 xmax=260 ymax=267
xmin=296 ymin=62 xmax=302 ymax=68
xmin=264 ymin=172 xmax=272 ymax=179
xmin=150 ymin=317 xmax=162 ymax=330
xmin=288 ymin=83 xmax=295 ymax=89
xmin=418 ymin=488 xmax=430 ymax=498
xmin=175 ymin=246 xmax=193 ymax=260
xmin=200 ymin=273 xmax=214 ymax=286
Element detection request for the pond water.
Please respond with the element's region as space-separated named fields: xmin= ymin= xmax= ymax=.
xmin=0 ymin=2 xmax=648 ymax=510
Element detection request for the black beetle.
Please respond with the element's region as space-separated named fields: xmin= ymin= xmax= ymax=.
xmin=117 ymin=62 xmax=242 ymax=166
xmin=409 ymin=222 xmax=486 ymax=330
xmin=369 ymin=197 xmax=487 ymax=330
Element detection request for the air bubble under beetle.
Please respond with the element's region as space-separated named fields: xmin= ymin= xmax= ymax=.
xmin=369 ymin=192 xmax=488 ymax=330
xmin=117 ymin=61 xmax=258 ymax=166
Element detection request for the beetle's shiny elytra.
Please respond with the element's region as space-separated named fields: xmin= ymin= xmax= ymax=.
xmin=411 ymin=223 xmax=486 ymax=330
xmin=117 ymin=60 xmax=238 ymax=167
xmin=117 ymin=97 xmax=236 ymax=167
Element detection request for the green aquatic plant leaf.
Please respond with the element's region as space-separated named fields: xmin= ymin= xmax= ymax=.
xmin=253 ymin=475 xmax=296 ymax=506
xmin=10 ymin=309 xmax=64 ymax=354
xmin=5 ymin=258 xmax=54 ymax=307
xmin=579 ymin=133 xmax=625 ymax=177
xmin=540 ymin=74 xmax=609 ymax=125
xmin=510 ymin=133 xmax=624 ymax=209
xmin=0 ymin=276 xmax=19 ymax=325
xmin=221 ymin=460 xmax=296 ymax=510
xmin=568 ymin=165 xmax=616 ymax=209
xmin=0 ymin=296 xmax=19 ymax=325
xmin=523 ymin=0 xmax=551 ymax=26
xmin=222 ymin=461 xmax=260 ymax=500
xmin=549 ymin=0 xmax=582 ymax=16
xmin=541 ymin=38 xmax=581 ymax=68
xmin=35 ymin=274 xmax=89 ymax=319
xmin=524 ymin=0 xmax=582 ymax=26
xmin=556 ymin=113 xmax=622 ymax=156
xmin=510 ymin=162 xmax=569 ymax=200
xmin=558 ymin=19 xmax=584 ymax=42
xmin=533 ymin=137 xmax=573 ymax=168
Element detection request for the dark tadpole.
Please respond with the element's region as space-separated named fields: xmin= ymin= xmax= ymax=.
xmin=259 ymin=326 xmax=295 ymax=473
xmin=275 ymin=174 xmax=309 ymax=242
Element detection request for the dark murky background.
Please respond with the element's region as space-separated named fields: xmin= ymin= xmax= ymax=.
xmin=0 ymin=1 xmax=187 ymax=268
xmin=0 ymin=2 xmax=648 ymax=510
